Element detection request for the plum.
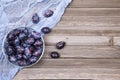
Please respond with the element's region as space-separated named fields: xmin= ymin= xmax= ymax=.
xmin=29 ymin=56 xmax=38 ymax=63
xmin=16 ymin=54 xmax=22 ymax=60
xmin=13 ymin=29 xmax=20 ymax=36
xmin=41 ymin=27 xmax=51 ymax=34
xmin=8 ymin=55 xmax=17 ymax=62
xmin=33 ymin=49 xmax=42 ymax=56
xmin=7 ymin=32 xmax=15 ymax=41
xmin=34 ymin=40 xmax=43 ymax=47
xmin=25 ymin=37 xmax=35 ymax=45
xmin=16 ymin=46 xmax=24 ymax=54
xmin=32 ymin=13 xmax=40 ymax=24
xmin=5 ymin=46 xmax=14 ymax=56
xmin=19 ymin=33 xmax=26 ymax=40
xmin=50 ymin=52 xmax=60 ymax=59
xmin=23 ymin=54 xmax=28 ymax=60
xmin=44 ymin=10 xmax=54 ymax=17
xmin=17 ymin=59 xmax=27 ymax=66
xmin=31 ymin=31 xmax=41 ymax=39
xmin=24 ymin=47 xmax=32 ymax=58
xmin=56 ymin=41 xmax=66 ymax=49
xmin=14 ymin=37 xmax=20 ymax=46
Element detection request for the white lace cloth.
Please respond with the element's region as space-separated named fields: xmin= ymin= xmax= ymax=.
xmin=0 ymin=0 xmax=72 ymax=80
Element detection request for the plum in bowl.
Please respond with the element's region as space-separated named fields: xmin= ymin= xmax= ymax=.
xmin=2 ymin=27 xmax=45 ymax=67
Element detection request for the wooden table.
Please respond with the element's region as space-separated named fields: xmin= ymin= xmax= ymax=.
xmin=14 ymin=0 xmax=120 ymax=80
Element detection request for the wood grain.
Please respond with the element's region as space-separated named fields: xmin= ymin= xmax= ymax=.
xmin=32 ymin=59 xmax=120 ymax=68
xmin=65 ymin=8 xmax=120 ymax=16
xmin=43 ymin=46 xmax=120 ymax=58
xmin=70 ymin=0 xmax=120 ymax=8
xmin=44 ymin=36 xmax=111 ymax=46
xmin=14 ymin=68 xmax=120 ymax=80
xmin=14 ymin=0 xmax=120 ymax=80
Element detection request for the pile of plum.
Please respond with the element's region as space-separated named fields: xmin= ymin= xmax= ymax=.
xmin=3 ymin=9 xmax=66 ymax=67
xmin=4 ymin=27 xmax=43 ymax=66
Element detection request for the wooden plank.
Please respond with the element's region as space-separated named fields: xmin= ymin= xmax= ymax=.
xmin=59 ymin=16 xmax=120 ymax=36
xmin=42 ymin=46 xmax=120 ymax=58
xmin=114 ymin=37 xmax=120 ymax=46
xmin=70 ymin=0 xmax=120 ymax=8
xmin=61 ymin=16 xmax=120 ymax=24
xmin=44 ymin=36 xmax=111 ymax=46
xmin=32 ymin=59 xmax=120 ymax=68
xmin=64 ymin=8 xmax=120 ymax=16
xmin=14 ymin=67 xmax=120 ymax=80
xmin=49 ymin=26 xmax=120 ymax=36
xmin=57 ymin=16 xmax=120 ymax=36
xmin=57 ymin=21 xmax=120 ymax=27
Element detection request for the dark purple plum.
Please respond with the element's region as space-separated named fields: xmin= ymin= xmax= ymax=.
xmin=29 ymin=46 xmax=34 ymax=52
xmin=13 ymin=29 xmax=20 ymax=36
xmin=32 ymin=13 xmax=40 ymax=24
xmin=34 ymin=40 xmax=43 ymax=47
xmin=56 ymin=41 xmax=66 ymax=49
xmin=24 ymin=47 xmax=32 ymax=58
xmin=41 ymin=27 xmax=51 ymax=34
xmin=17 ymin=59 xmax=27 ymax=66
xmin=44 ymin=10 xmax=54 ymax=17
xmin=25 ymin=37 xmax=35 ymax=45
xmin=35 ymin=45 xmax=43 ymax=50
xmin=21 ymin=43 xmax=30 ymax=48
xmin=22 ymin=28 xmax=28 ymax=34
xmin=8 ymin=55 xmax=17 ymax=62
xmin=16 ymin=46 xmax=24 ymax=54
xmin=23 ymin=54 xmax=28 ymax=60
xmin=31 ymin=31 xmax=41 ymax=39
xmin=14 ymin=37 xmax=20 ymax=46
xmin=7 ymin=32 xmax=15 ymax=41
xmin=8 ymin=41 xmax=14 ymax=46
xmin=50 ymin=52 xmax=60 ymax=59
xmin=19 ymin=33 xmax=26 ymax=40
xmin=16 ymin=54 xmax=22 ymax=60
xmin=5 ymin=46 xmax=14 ymax=56
xmin=33 ymin=49 xmax=42 ymax=56
xmin=26 ymin=60 xmax=31 ymax=65
xmin=29 ymin=56 xmax=38 ymax=63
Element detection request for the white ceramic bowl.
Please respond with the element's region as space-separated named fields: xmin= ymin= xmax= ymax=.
xmin=2 ymin=27 xmax=45 ymax=67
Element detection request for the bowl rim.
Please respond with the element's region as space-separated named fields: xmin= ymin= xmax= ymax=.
xmin=2 ymin=27 xmax=45 ymax=68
